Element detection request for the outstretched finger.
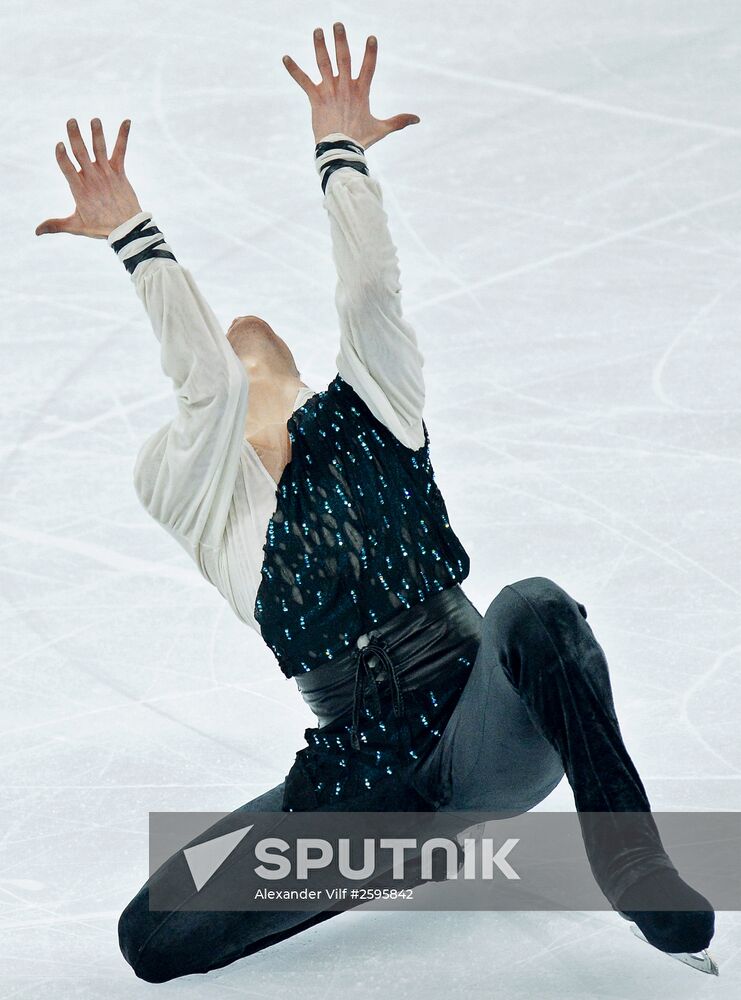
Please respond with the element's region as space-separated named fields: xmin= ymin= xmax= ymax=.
xmin=356 ymin=35 xmax=377 ymax=88
xmin=66 ymin=118 xmax=92 ymax=170
xmin=90 ymin=118 xmax=108 ymax=163
xmin=282 ymin=54 xmax=316 ymax=97
xmin=35 ymin=214 xmax=74 ymax=236
xmin=109 ymin=119 xmax=131 ymax=172
xmin=333 ymin=22 xmax=351 ymax=78
xmin=382 ymin=113 xmax=422 ymax=137
xmin=313 ymin=27 xmax=334 ymax=81
xmin=55 ymin=141 xmax=80 ymax=188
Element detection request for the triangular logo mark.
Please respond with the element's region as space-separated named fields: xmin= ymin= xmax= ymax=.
xmin=183 ymin=825 xmax=253 ymax=891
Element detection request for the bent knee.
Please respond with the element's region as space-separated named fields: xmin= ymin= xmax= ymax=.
xmin=506 ymin=576 xmax=587 ymax=617
xmin=508 ymin=576 xmax=565 ymax=601
xmin=483 ymin=577 xmax=586 ymax=636
xmin=485 ymin=576 xmax=562 ymax=617
xmin=118 ymin=889 xmax=175 ymax=984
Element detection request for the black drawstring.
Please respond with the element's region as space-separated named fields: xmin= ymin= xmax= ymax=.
xmin=350 ymin=632 xmax=406 ymax=751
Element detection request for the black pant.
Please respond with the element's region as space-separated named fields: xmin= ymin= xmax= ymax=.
xmin=118 ymin=577 xmax=677 ymax=983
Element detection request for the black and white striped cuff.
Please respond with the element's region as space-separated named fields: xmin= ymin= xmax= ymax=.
xmin=315 ymin=133 xmax=369 ymax=195
xmin=107 ymin=211 xmax=177 ymax=275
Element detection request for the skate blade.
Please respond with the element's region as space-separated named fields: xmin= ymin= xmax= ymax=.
xmin=629 ymin=923 xmax=720 ymax=976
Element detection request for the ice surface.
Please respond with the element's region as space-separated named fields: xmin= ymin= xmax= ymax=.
xmin=1 ymin=0 xmax=740 ymax=996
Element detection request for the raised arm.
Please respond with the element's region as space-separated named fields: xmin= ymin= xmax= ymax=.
xmin=107 ymin=214 xmax=248 ymax=567
xmin=283 ymin=23 xmax=426 ymax=451
xmin=36 ymin=119 xmax=249 ymax=573
xmin=315 ymin=133 xmax=426 ymax=450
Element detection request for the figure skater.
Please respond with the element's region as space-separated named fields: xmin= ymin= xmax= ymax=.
xmin=36 ymin=21 xmax=717 ymax=984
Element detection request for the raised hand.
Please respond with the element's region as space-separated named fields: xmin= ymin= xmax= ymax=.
xmin=282 ymin=22 xmax=420 ymax=149
xmin=36 ymin=118 xmax=142 ymax=239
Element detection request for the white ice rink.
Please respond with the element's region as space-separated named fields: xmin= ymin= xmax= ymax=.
xmin=2 ymin=0 xmax=740 ymax=995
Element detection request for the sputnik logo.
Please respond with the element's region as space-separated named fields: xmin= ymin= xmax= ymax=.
xmin=181 ymin=825 xmax=522 ymax=890
xmin=183 ymin=825 xmax=254 ymax=891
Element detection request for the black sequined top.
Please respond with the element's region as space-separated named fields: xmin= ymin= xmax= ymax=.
xmin=254 ymin=372 xmax=471 ymax=676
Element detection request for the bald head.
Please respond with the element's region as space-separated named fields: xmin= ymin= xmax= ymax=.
xmin=227 ymin=315 xmax=299 ymax=380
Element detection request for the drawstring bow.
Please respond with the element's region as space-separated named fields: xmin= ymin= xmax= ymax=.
xmin=350 ymin=631 xmax=405 ymax=751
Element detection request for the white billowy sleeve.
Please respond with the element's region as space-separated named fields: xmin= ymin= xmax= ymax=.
xmin=108 ymin=211 xmax=249 ymax=576
xmin=315 ymin=133 xmax=426 ymax=451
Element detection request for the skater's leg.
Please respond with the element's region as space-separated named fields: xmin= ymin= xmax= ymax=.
xmin=447 ymin=579 xmax=679 ymax=887
xmin=117 ymin=781 xmax=341 ymax=983
xmin=423 ymin=577 xmax=714 ymax=951
xmin=118 ymin=774 xmax=440 ymax=984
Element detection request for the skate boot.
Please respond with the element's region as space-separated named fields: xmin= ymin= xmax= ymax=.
xmin=614 ymin=868 xmax=718 ymax=975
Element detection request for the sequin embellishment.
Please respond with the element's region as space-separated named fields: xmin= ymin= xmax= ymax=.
xmin=254 ymin=373 xmax=471 ymax=677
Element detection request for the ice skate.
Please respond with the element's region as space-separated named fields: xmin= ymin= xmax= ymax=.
xmin=616 ymin=911 xmax=719 ymax=975
xmin=613 ymin=868 xmax=718 ymax=975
